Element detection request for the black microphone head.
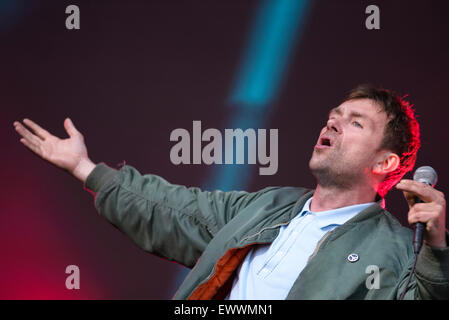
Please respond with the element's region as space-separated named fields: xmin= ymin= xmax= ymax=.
xmin=413 ymin=166 xmax=438 ymax=187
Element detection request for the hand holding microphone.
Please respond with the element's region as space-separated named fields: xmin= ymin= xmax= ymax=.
xmin=396 ymin=166 xmax=447 ymax=253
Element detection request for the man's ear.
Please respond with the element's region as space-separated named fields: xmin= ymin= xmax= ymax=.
xmin=372 ymin=152 xmax=400 ymax=175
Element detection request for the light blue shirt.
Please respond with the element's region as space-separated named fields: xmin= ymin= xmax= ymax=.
xmin=226 ymin=197 xmax=375 ymax=300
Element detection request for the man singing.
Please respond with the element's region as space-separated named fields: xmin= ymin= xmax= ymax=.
xmin=13 ymin=84 xmax=448 ymax=299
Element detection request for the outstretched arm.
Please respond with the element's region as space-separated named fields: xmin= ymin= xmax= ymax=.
xmin=13 ymin=118 xmax=272 ymax=267
xmin=13 ymin=118 xmax=95 ymax=183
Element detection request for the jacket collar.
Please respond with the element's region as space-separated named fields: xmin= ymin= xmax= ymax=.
xmin=289 ymin=190 xmax=385 ymax=226
xmin=300 ymin=197 xmax=375 ymax=230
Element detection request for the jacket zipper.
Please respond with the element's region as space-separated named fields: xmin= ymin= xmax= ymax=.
xmin=306 ymin=230 xmax=332 ymax=264
xmin=241 ymin=221 xmax=291 ymax=243
xmin=280 ymin=230 xmax=333 ymax=299
xmin=190 ymin=220 xmax=332 ymax=299
xmin=199 ymin=221 xmax=291 ymax=287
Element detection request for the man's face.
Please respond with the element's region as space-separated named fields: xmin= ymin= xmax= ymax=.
xmin=309 ymin=98 xmax=390 ymax=188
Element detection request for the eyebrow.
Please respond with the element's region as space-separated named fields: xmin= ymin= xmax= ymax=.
xmin=328 ymin=107 xmax=341 ymax=117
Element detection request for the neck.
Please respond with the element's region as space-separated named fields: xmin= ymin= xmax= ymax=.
xmin=310 ymin=183 xmax=377 ymax=212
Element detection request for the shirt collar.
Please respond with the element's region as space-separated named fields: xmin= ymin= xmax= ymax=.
xmin=300 ymin=197 xmax=375 ymax=230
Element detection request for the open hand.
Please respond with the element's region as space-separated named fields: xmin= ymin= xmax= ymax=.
xmin=13 ymin=118 xmax=95 ymax=182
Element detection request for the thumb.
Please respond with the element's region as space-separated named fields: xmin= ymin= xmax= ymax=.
xmin=64 ymin=117 xmax=80 ymax=137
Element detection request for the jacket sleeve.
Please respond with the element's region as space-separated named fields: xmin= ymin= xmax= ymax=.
xmin=84 ymin=163 xmax=275 ymax=268
xmin=397 ymin=232 xmax=449 ymax=299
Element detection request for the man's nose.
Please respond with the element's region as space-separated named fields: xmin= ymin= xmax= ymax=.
xmin=326 ymin=118 xmax=341 ymax=133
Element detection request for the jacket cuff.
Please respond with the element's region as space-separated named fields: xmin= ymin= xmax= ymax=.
xmin=415 ymin=231 xmax=449 ymax=283
xmin=84 ymin=163 xmax=119 ymax=194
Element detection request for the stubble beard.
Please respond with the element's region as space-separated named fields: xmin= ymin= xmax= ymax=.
xmin=309 ymin=149 xmax=360 ymax=190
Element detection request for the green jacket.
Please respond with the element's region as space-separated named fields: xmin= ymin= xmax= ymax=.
xmin=85 ymin=163 xmax=449 ymax=299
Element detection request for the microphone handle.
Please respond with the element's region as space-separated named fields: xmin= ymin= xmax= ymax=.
xmin=413 ymin=197 xmax=425 ymax=254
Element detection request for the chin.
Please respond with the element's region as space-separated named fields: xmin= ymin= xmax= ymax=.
xmin=308 ymin=158 xmax=328 ymax=177
xmin=308 ymin=153 xmax=327 ymax=172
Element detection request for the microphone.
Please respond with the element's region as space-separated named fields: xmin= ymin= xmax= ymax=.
xmin=412 ymin=166 xmax=438 ymax=254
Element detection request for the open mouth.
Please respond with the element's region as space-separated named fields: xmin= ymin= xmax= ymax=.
xmin=315 ymin=136 xmax=333 ymax=149
xmin=320 ymin=137 xmax=331 ymax=146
